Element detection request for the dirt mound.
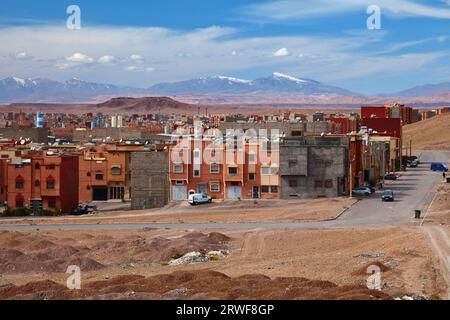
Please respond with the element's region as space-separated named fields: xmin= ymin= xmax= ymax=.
xmin=404 ymin=113 xmax=450 ymax=151
xmin=352 ymin=261 xmax=391 ymax=276
xmin=0 ymin=270 xmax=391 ymax=300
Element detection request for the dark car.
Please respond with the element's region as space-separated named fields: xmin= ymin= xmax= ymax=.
xmin=384 ymin=173 xmax=398 ymax=181
xmin=381 ymin=190 xmax=394 ymax=202
xmin=71 ymin=204 xmax=97 ymax=216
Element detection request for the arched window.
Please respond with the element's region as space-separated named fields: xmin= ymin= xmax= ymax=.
xmin=46 ymin=175 xmax=55 ymax=189
xmin=15 ymin=194 xmax=24 ymax=208
xmin=15 ymin=175 xmax=24 ymax=189
xmin=34 ymin=180 xmax=40 ymax=187
xmin=35 ymin=163 xmax=40 ymax=170
xmin=95 ymin=171 xmax=104 ymax=181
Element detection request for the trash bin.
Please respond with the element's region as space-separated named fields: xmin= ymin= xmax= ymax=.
xmin=414 ymin=210 xmax=421 ymax=219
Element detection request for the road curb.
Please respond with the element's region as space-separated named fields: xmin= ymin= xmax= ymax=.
xmin=322 ymin=199 xmax=361 ymax=222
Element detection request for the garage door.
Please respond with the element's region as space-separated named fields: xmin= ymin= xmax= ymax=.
xmin=172 ymin=186 xmax=187 ymax=201
xmin=227 ymin=186 xmax=242 ymax=199
xmin=92 ymin=187 xmax=108 ymax=201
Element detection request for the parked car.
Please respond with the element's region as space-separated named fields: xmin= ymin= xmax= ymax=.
xmin=352 ymin=187 xmax=372 ymax=196
xmin=188 ymin=193 xmax=212 ymax=205
xmin=364 ymin=185 xmax=376 ymax=193
xmin=71 ymin=204 xmax=97 ymax=216
xmin=381 ymin=190 xmax=394 ymax=202
xmin=430 ymin=162 xmax=449 ymax=172
xmin=384 ymin=173 xmax=398 ymax=180
xmin=409 ymin=160 xmax=419 ymax=168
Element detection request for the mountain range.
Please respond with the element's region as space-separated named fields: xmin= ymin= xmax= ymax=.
xmin=2 ymin=73 xmax=450 ymax=103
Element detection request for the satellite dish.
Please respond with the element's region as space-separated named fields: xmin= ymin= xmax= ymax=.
xmin=20 ymin=139 xmax=26 ymax=145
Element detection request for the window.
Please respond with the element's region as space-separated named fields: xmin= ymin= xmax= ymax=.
xmin=175 ymin=180 xmax=184 ymax=185
xmin=228 ymin=167 xmax=238 ymax=175
xmin=248 ymin=173 xmax=255 ymax=181
xmin=15 ymin=176 xmax=24 ymax=189
xmin=210 ymin=183 xmax=220 ymax=192
xmin=324 ymin=179 xmax=333 ymax=188
xmin=289 ymin=180 xmax=298 ymax=188
xmin=95 ymin=172 xmax=104 ymax=181
xmin=270 ymin=186 xmax=278 ymax=193
xmin=315 ymin=180 xmax=323 ymax=188
xmin=16 ymin=200 xmax=24 ymax=208
xmin=48 ymin=198 xmax=56 ymax=208
xmin=111 ymin=166 xmax=121 ymax=175
xmin=210 ymin=164 xmax=220 ymax=173
xmin=47 ymin=164 xmax=55 ymax=170
xmin=261 ymin=167 xmax=278 ymax=175
xmin=34 ymin=180 xmax=40 ymax=187
xmin=193 ymin=169 xmax=200 ymax=177
xmin=194 ymin=149 xmax=201 ymax=159
xmin=1 ymin=155 xmax=9 ymax=159
xmin=46 ymin=176 xmax=55 ymax=189
xmin=248 ymin=153 xmax=256 ymax=164
xmin=173 ymin=165 xmax=183 ymax=173
xmin=261 ymin=186 xmax=270 ymax=193
xmin=288 ymin=160 xmax=298 ymax=168
xmin=35 ymin=163 xmax=40 ymax=170
xmin=87 ymin=172 xmax=91 ymax=177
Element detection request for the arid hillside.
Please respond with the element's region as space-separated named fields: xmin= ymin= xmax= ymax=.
xmin=404 ymin=113 xmax=450 ymax=151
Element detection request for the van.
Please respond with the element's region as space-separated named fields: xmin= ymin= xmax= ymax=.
xmin=188 ymin=193 xmax=212 ymax=205
xmin=430 ymin=162 xmax=449 ymax=172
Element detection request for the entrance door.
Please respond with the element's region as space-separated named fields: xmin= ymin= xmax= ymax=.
xmin=227 ymin=185 xmax=242 ymax=199
xmin=30 ymin=200 xmax=42 ymax=214
xmin=252 ymin=186 xmax=260 ymax=199
xmin=92 ymin=187 xmax=108 ymax=201
xmin=172 ymin=186 xmax=187 ymax=201
xmin=197 ymin=183 xmax=208 ymax=194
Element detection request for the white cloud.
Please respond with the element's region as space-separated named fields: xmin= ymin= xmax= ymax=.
xmin=125 ymin=66 xmax=139 ymax=71
xmin=66 ymin=52 xmax=94 ymax=63
xmin=98 ymin=55 xmax=115 ymax=63
xmin=145 ymin=67 xmax=155 ymax=73
xmin=245 ymin=0 xmax=450 ymax=20
xmin=130 ymin=54 xmax=143 ymax=61
xmin=15 ymin=52 xmax=29 ymax=59
xmin=273 ymin=47 xmax=290 ymax=57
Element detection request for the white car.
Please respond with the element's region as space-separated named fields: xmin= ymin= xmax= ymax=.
xmin=188 ymin=193 xmax=212 ymax=205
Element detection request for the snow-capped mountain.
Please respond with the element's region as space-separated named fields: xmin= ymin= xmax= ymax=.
xmin=147 ymin=72 xmax=354 ymax=95
xmin=0 ymin=73 xmax=355 ymax=103
xmin=0 ymin=77 xmax=146 ymax=102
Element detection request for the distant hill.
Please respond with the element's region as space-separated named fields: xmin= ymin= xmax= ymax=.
xmin=386 ymin=82 xmax=450 ymax=97
xmin=94 ymin=96 xmax=195 ymax=113
xmin=404 ymin=113 xmax=450 ymax=151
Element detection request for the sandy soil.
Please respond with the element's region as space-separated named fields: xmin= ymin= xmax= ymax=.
xmin=0 ymin=198 xmax=356 ymax=226
xmin=0 ymin=227 xmax=446 ymax=300
xmin=424 ymin=182 xmax=450 ymax=226
xmin=404 ymin=113 xmax=450 ymax=151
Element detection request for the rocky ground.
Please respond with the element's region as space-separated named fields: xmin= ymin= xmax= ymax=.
xmin=0 ymin=227 xmax=446 ymax=300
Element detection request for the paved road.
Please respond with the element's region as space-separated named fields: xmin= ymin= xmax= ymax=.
xmin=0 ymin=150 xmax=448 ymax=232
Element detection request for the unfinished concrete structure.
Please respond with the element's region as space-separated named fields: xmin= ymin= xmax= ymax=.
xmin=130 ymin=151 xmax=169 ymax=210
xmin=280 ymin=137 xmax=348 ymax=199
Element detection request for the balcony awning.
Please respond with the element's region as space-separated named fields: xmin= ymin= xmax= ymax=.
xmin=15 ymin=175 xmax=25 ymax=183
xmin=46 ymin=175 xmax=56 ymax=183
xmin=15 ymin=194 xmax=24 ymax=201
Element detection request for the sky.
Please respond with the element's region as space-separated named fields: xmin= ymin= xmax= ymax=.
xmin=2 ymin=0 xmax=450 ymax=95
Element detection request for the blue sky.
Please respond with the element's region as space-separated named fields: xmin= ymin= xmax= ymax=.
xmin=2 ymin=0 xmax=450 ymax=95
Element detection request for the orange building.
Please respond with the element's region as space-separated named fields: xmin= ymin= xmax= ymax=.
xmin=79 ymin=147 xmax=108 ymax=202
xmin=7 ymin=154 xmax=79 ymax=213
xmin=169 ymin=138 xmax=279 ymax=201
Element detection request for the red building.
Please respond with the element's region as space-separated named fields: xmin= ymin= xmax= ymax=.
xmin=7 ymin=155 xmax=79 ymax=213
xmin=169 ymin=138 xmax=279 ymax=201
xmin=326 ymin=117 xmax=358 ymax=134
